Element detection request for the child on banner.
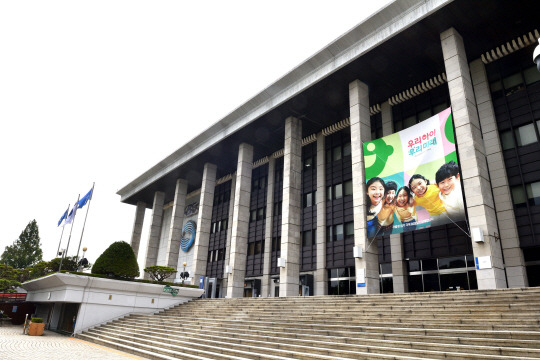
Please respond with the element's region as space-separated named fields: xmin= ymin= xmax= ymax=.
xmin=376 ymin=181 xmax=398 ymax=236
xmin=366 ymin=177 xmax=385 ymax=238
xmin=409 ymin=173 xmax=446 ymax=227
xmin=436 ymin=161 xmax=466 ymax=222
xmin=393 ymin=186 xmax=417 ymax=232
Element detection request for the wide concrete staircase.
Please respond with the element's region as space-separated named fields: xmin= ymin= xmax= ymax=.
xmin=78 ymin=287 xmax=540 ymax=360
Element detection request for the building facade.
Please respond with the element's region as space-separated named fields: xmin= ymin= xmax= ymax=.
xmin=118 ymin=0 xmax=540 ymax=297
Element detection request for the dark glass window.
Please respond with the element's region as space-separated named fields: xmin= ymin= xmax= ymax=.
xmin=380 ymin=263 xmax=392 ymax=274
xmin=274 ymin=201 xmax=282 ymax=216
xmin=304 ymin=192 xmax=314 ymax=208
xmin=524 ymin=65 xmax=540 ymax=85
xmin=344 ymin=180 xmax=353 ymax=196
xmin=422 ymin=258 xmax=438 ymax=271
xmin=527 ymin=182 xmax=540 ymax=206
xmin=515 ymin=123 xmax=538 ymax=147
xmin=438 ymin=256 xmax=466 ymax=270
xmin=332 ymin=146 xmax=342 ymax=161
xmin=304 ymin=156 xmax=314 ymax=170
xmin=345 ymin=222 xmax=354 ymax=237
xmin=326 ymin=226 xmax=333 ymax=243
xmin=511 ymin=185 xmax=527 ymax=207
xmin=417 ymin=109 xmax=431 ymax=122
xmin=408 ymin=260 xmax=421 ymax=272
xmin=403 ymin=115 xmax=416 ymax=129
xmin=408 ymin=275 xmax=423 ymax=292
xmin=302 ymin=230 xmax=314 ymax=247
xmin=255 ymin=240 xmax=263 ymax=255
xmin=500 ymin=130 xmax=515 ymax=150
xmin=335 ymin=224 xmax=344 ymax=241
xmin=503 ymin=72 xmax=524 ymax=95
xmin=257 ymin=207 xmax=265 ymax=220
xmin=272 ymin=236 xmax=281 ymax=251
xmin=466 ymin=255 xmax=475 ymax=268
xmin=343 ymin=142 xmax=351 ymax=157
xmin=334 ymin=184 xmax=343 ymax=199
xmin=423 ymin=273 xmax=440 ymax=292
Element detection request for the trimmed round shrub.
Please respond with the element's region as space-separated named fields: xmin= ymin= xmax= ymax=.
xmin=91 ymin=241 xmax=139 ymax=280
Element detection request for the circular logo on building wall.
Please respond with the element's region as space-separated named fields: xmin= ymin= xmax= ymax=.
xmin=180 ymin=220 xmax=197 ymax=252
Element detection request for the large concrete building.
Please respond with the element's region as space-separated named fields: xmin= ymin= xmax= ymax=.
xmin=117 ymin=0 xmax=540 ymax=298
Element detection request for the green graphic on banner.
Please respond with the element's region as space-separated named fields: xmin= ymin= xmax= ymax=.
xmin=362 ymin=107 xmax=465 ymax=238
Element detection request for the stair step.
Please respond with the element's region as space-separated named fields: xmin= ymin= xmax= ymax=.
xmin=77 ymin=287 xmax=540 ymax=360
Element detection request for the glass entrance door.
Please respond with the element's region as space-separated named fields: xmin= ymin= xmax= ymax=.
xmin=406 ymin=255 xmax=478 ymax=292
xmin=439 ymin=271 xmax=469 ymax=291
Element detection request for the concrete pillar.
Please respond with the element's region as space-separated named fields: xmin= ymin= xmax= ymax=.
xmin=470 ymin=59 xmax=528 ymax=288
xmin=279 ymin=116 xmax=302 ymax=297
xmin=165 ymin=178 xmax=188 ymax=272
xmin=441 ymin=28 xmax=506 ymax=289
xmin=380 ymin=101 xmax=408 ymax=293
xmin=350 ymin=79 xmax=379 ymax=294
xmin=221 ymin=174 xmax=237 ymax=295
xmin=191 ymin=163 xmax=217 ymax=285
xmin=144 ymin=191 xmax=165 ymax=279
xmin=262 ymin=157 xmax=276 ymax=297
xmin=130 ymin=201 xmax=146 ymax=258
xmin=227 ymin=144 xmax=253 ymax=298
xmin=314 ymin=133 xmax=327 ymax=295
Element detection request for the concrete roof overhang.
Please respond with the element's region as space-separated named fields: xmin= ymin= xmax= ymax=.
xmin=117 ymin=0 xmax=538 ymax=206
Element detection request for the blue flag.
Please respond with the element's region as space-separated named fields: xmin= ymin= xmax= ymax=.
xmin=57 ymin=209 xmax=68 ymax=227
xmin=78 ymin=188 xmax=93 ymax=209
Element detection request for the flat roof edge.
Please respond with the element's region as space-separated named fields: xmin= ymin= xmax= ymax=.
xmin=117 ymin=0 xmax=453 ymax=203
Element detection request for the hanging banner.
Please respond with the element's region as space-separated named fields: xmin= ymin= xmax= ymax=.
xmin=362 ymin=107 xmax=465 ymax=238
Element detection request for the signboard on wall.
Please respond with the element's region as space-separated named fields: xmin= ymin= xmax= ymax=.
xmin=362 ymin=107 xmax=466 ymax=238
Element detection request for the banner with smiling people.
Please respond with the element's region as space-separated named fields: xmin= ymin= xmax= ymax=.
xmin=362 ymin=107 xmax=466 ymax=238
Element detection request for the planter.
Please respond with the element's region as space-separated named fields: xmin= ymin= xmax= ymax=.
xmin=28 ymin=322 xmax=45 ymax=336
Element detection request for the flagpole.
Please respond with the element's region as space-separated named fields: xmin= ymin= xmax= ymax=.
xmin=56 ymin=203 xmax=70 ymax=257
xmin=59 ymin=194 xmax=80 ymax=272
xmin=75 ymin=183 xmax=95 ymax=265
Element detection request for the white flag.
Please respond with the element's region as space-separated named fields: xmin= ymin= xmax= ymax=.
xmin=64 ymin=203 xmax=78 ymax=226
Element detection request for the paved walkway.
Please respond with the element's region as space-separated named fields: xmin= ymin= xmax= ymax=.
xmin=0 ymin=324 xmax=148 ymax=360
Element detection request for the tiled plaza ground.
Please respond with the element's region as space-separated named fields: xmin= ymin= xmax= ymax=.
xmin=0 ymin=324 xmax=148 ymax=360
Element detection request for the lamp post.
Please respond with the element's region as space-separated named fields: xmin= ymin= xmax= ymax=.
xmin=58 ymin=249 xmax=66 ymax=272
xmin=180 ymin=262 xmax=189 ymax=284
xmin=533 ymin=38 xmax=540 ymax=72
xmin=78 ymin=247 xmax=88 ymax=272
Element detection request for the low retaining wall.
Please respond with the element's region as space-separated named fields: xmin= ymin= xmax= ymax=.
xmin=22 ymin=273 xmax=204 ymax=333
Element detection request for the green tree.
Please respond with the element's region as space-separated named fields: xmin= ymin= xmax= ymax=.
xmin=0 ymin=264 xmax=22 ymax=293
xmin=144 ymin=265 xmax=177 ymax=282
xmin=27 ymin=261 xmax=52 ymax=280
xmin=48 ymin=256 xmax=78 ymax=272
xmin=0 ymin=278 xmax=21 ymax=293
xmin=91 ymin=241 xmax=139 ymax=280
xmin=0 ymin=220 xmax=43 ymax=268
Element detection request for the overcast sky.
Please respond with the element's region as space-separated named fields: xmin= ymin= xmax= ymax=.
xmin=0 ymin=1 xmax=391 ymax=269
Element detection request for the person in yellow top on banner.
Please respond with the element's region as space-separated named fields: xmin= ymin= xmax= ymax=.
xmin=408 ymin=173 xmax=446 ymax=227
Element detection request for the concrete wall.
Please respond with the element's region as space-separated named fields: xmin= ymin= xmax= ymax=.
xmin=23 ymin=273 xmax=203 ymax=333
